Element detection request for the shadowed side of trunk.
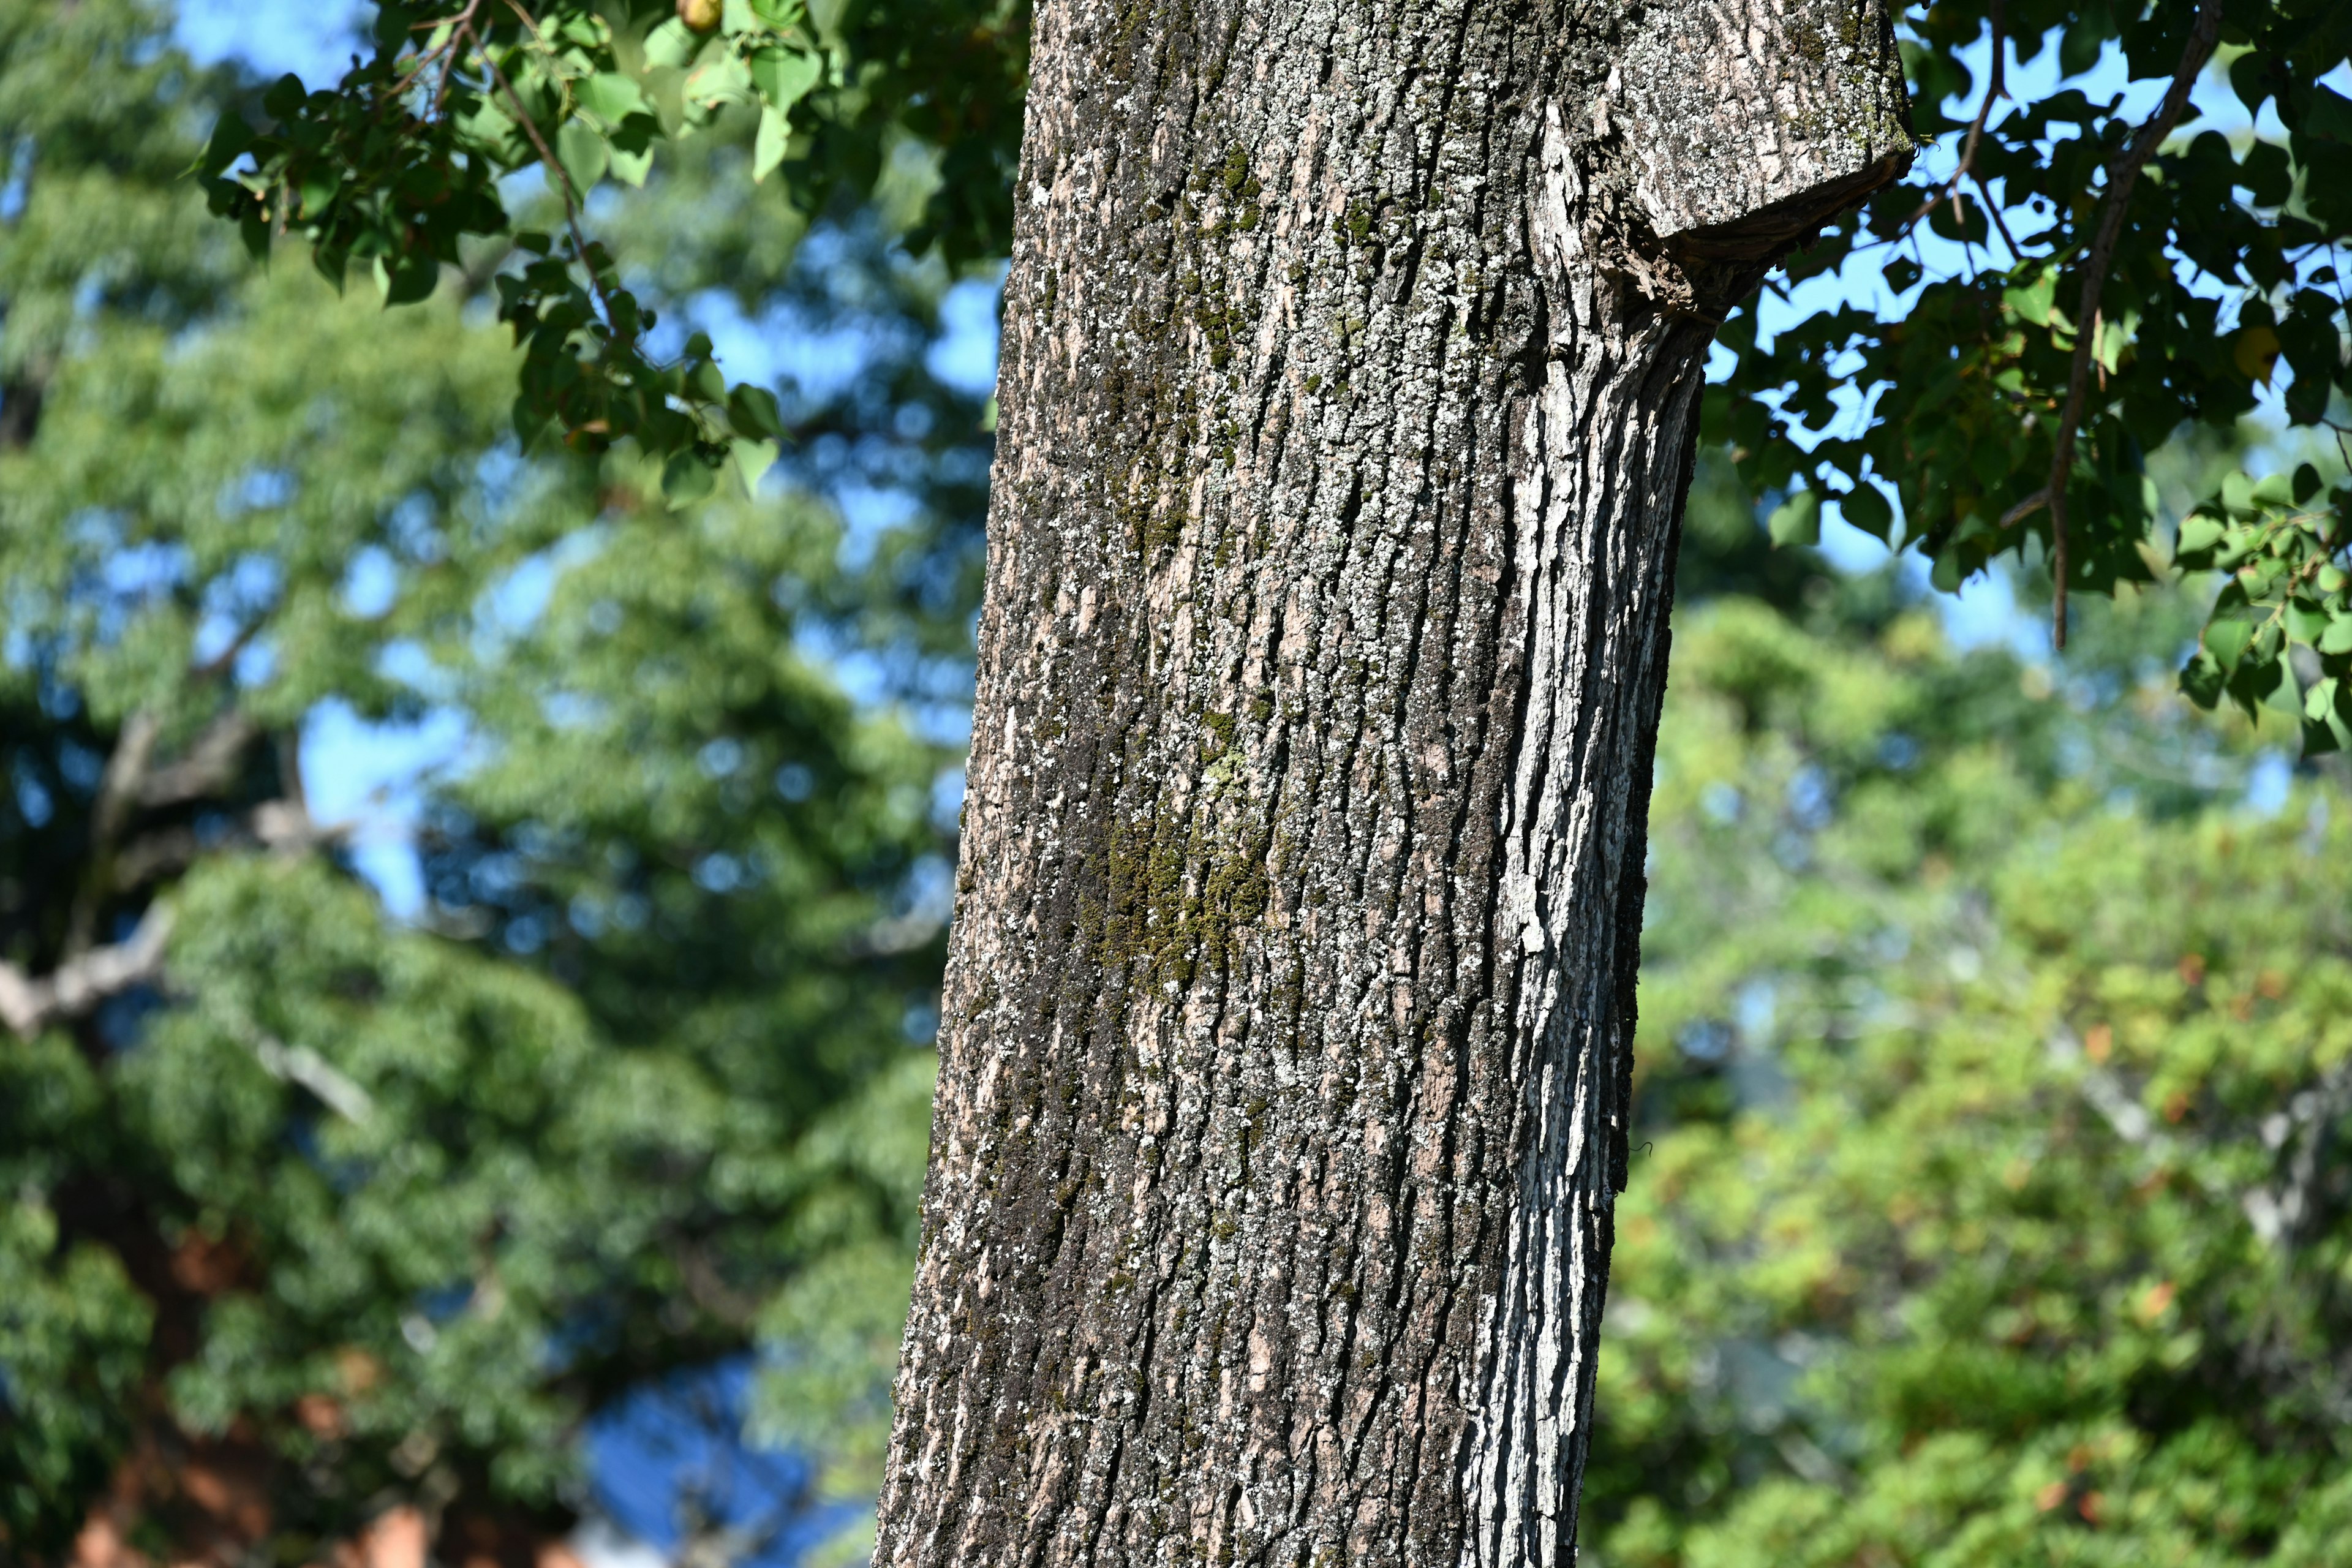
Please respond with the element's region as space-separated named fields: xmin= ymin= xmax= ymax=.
xmin=878 ymin=3 xmax=1909 ymax=1564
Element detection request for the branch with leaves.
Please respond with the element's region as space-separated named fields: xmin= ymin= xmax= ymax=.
xmin=1706 ymin=0 xmax=2352 ymax=748
xmin=1998 ymin=0 xmax=2225 ymax=648
xmin=198 ymin=0 xmax=824 ymax=501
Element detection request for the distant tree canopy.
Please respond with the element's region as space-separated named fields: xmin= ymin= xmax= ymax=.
xmin=1591 ymin=573 xmax=2352 ymax=1567
xmin=1 ymin=0 xmax=985 ymax=1558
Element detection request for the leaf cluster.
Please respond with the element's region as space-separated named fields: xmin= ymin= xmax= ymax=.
xmin=198 ymin=0 xmax=1021 ymax=506
xmin=1708 ymin=0 xmax=2352 ymax=740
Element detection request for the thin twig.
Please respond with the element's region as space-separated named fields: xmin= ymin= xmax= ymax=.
xmin=2040 ymin=0 xmax=2223 ymax=649
xmin=383 ymin=0 xmax=481 ymax=111
xmin=1896 ymin=0 xmax=2008 ymax=241
xmin=1999 ymin=485 xmax=2051 ymax=531
xmin=498 ymin=0 xmax=557 ymax=53
xmin=1977 ymin=168 xmax=2023 ymax=259
xmin=464 ymin=20 xmax=624 ymax=339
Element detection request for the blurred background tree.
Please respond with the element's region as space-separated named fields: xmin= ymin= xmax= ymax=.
xmin=1 ymin=0 xmax=983 ymax=1561
xmin=6 ymin=1 xmax=2351 ymax=1566
xmin=1587 ymin=449 xmax=2352 ymax=1566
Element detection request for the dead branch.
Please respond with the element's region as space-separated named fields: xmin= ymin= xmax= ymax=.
xmin=0 ymin=903 xmax=174 ymax=1038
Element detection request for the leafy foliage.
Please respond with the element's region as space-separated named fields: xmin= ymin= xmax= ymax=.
xmin=1711 ymin=0 xmax=2352 ymax=732
xmin=0 ymin=0 xmax=987 ymax=1558
xmin=215 ymin=0 xmax=2352 ymax=747
xmin=1586 ymin=573 xmax=2352 ymax=1566
xmin=202 ymin=0 xmax=1023 ymax=502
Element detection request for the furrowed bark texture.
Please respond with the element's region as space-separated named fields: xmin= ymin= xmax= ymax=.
xmin=880 ymin=3 xmax=1908 ymax=1564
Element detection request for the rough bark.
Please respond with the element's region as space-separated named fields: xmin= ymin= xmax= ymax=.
xmin=878 ymin=3 xmax=1909 ymax=1564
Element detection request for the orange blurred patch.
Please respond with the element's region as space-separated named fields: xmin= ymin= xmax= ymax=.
xmin=360 ymin=1507 xmax=428 ymax=1568
xmin=334 ymin=1346 xmax=385 ymax=1397
xmin=294 ymin=1393 xmax=347 ymax=1440
xmin=2083 ymin=1023 xmax=2113 ymax=1064
xmin=167 ymin=1229 xmax=252 ymax=1297
xmin=71 ymin=1513 xmax=149 ymax=1568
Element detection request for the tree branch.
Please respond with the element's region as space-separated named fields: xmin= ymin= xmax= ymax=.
xmin=0 ymin=903 xmax=174 ymax=1038
xmin=2037 ymin=0 xmax=2223 ymax=649
xmin=1896 ymin=0 xmax=2006 ymax=242
xmin=230 ymin=1015 xmax=376 ymax=1125
xmin=138 ymin=711 xmax=260 ymax=809
xmin=66 ymin=711 xmax=164 ymax=957
xmin=110 ymin=800 xmax=344 ymax=894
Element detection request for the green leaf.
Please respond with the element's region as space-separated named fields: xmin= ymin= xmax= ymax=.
xmin=610 ymin=143 xmax=655 ymax=187
xmin=556 ymin=121 xmax=608 ymax=197
xmin=2302 ymin=84 xmax=2352 ymax=145
xmin=375 ymin=255 xmax=439 ymax=307
xmin=1842 ymin=482 xmax=1894 ymax=540
xmin=728 ymin=384 xmax=785 ymax=440
xmin=2093 ymin=309 xmax=2133 ymax=374
xmin=662 ymin=450 xmax=718 ymax=509
xmin=192 ymin=111 xmax=253 ymax=177
xmin=578 ymin=74 xmax=649 ymax=126
xmin=2175 ymin=511 xmax=2226 ymax=567
xmin=262 ymin=72 xmax=306 ymax=120
xmin=749 ymin=47 xmax=823 ymax=112
xmin=2002 ymin=268 xmax=2056 ymax=328
xmin=643 ymin=18 xmax=703 ymax=69
xmin=2179 ymin=649 xmax=2225 ymax=708
xmin=2203 ymin=614 xmax=2252 ymax=671
xmin=732 ymin=437 xmax=779 ymax=497
xmin=753 ymin=105 xmax=790 ymax=184
xmin=1768 ymin=489 xmax=1820 ymax=548
xmin=2320 ymin=614 xmax=2352 ymax=656
xmin=2266 ymin=649 xmax=2302 ymax=715
xmin=2309 ymin=677 xmax=2352 ymax=755
xmin=2286 ymin=598 xmax=2331 ymax=645
xmin=684 ymin=51 xmax=754 ymax=114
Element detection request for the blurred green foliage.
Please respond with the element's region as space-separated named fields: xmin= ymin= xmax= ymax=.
xmin=1585 ymin=526 xmax=2352 ymax=1562
xmin=0 ymin=0 xmax=982 ymax=1558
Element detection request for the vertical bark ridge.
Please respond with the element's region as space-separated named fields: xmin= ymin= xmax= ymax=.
xmin=878 ymin=2 xmax=1907 ymax=1564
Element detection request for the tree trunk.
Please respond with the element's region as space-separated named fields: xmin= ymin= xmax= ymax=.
xmin=878 ymin=2 xmax=1909 ymax=1562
